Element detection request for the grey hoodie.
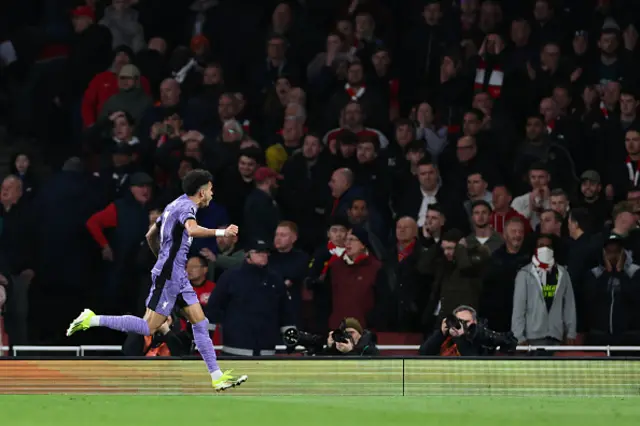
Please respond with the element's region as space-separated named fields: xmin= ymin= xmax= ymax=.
xmin=512 ymin=263 xmax=577 ymax=343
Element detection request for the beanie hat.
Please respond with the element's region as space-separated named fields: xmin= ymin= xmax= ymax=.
xmin=343 ymin=317 xmax=363 ymax=334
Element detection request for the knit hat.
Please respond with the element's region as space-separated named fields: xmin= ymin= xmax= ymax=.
xmin=349 ymin=226 xmax=371 ymax=252
xmin=343 ymin=317 xmax=363 ymax=335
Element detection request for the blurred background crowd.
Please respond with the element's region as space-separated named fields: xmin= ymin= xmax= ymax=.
xmin=1 ymin=0 xmax=640 ymax=356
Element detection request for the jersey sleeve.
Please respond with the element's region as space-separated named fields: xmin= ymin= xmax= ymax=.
xmin=178 ymin=203 xmax=197 ymax=225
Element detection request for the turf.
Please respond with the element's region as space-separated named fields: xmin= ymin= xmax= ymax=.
xmin=2 ymin=395 xmax=639 ymax=426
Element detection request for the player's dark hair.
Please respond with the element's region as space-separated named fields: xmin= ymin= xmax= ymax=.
xmin=182 ymin=169 xmax=213 ymax=196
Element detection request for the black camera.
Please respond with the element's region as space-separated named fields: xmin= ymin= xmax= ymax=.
xmin=445 ymin=314 xmax=517 ymax=353
xmin=331 ymin=321 xmax=351 ymax=344
xmin=445 ymin=314 xmax=465 ymax=332
xmin=282 ymin=328 xmax=326 ymax=354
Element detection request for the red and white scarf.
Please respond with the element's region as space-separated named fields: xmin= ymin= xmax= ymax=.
xmin=320 ymin=241 xmax=346 ymax=276
xmin=532 ymin=253 xmax=555 ymax=285
xmin=600 ymin=101 xmax=610 ymax=120
xmin=626 ymin=156 xmax=640 ymax=186
xmin=345 ymin=83 xmax=365 ymax=101
xmin=397 ymin=240 xmax=416 ymax=262
xmin=474 ymin=58 xmax=504 ymax=99
xmin=344 ymin=251 xmax=369 ymax=265
xmin=546 ymin=119 xmax=555 ymax=135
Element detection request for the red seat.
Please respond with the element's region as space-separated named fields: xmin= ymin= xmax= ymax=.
xmin=376 ymin=332 xmax=423 ymax=345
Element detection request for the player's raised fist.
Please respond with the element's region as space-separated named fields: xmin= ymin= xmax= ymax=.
xmin=225 ymin=225 xmax=239 ymax=237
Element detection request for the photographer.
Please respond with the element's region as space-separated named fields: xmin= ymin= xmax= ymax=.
xmin=419 ymin=305 xmax=516 ymax=356
xmin=322 ymin=317 xmax=379 ymax=356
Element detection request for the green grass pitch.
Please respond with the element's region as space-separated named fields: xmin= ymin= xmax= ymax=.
xmin=2 ymin=395 xmax=640 ymax=426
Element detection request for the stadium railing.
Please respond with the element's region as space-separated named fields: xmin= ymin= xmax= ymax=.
xmin=2 ymin=345 xmax=640 ymax=357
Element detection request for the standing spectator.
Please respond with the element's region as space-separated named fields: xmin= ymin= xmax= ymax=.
xmin=418 ymin=229 xmax=490 ymax=327
xmin=0 ymin=176 xmax=35 ymax=345
xmin=511 ymin=163 xmax=552 ymax=229
xmin=269 ymin=221 xmax=309 ymax=327
xmin=86 ymin=172 xmax=153 ymax=313
xmin=345 ymin=198 xmax=386 ymax=260
xmin=279 ymin=133 xmax=333 ymax=251
xmin=481 ymin=217 xmax=529 ymax=332
xmin=384 ymin=217 xmax=428 ymax=332
xmin=463 ymin=171 xmax=493 ymax=220
xmin=583 ymin=234 xmax=640 ymax=346
xmin=214 ymin=148 xmax=260 ymax=229
xmin=573 ymin=170 xmax=611 ymax=229
xmin=466 ymin=201 xmax=504 ymax=254
xmin=243 ymin=167 xmax=282 ymax=244
xmin=512 ymin=233 xmax=577 ymax=346
xmin=328 ymin=167 xmax=364 ymax=220
xmin=98 ymin=65 xmax=153 ymax=126
xmin=419 ymin=203 xmax=446 ymax=248
xmin=100 ymin=0 xmax=146 ymax=52
xmin=207 ymin=239 xmax=296 ymax=357
xmin=314 ymin=227 xmax=385 ymax=331
xmin=199 ymin=226 xmax=245 ymax=283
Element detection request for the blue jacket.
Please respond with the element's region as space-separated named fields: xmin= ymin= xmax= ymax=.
xmin=206 ymin=262 xmax=295 ymax=353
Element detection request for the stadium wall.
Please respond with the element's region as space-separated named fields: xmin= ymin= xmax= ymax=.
xmin=1 ymin=359 xmax=639 ymax=397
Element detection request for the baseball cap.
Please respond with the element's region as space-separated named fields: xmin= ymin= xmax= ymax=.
xmin=254 ymin=167 xmax=283 ymax=183
xmin=71 ymin=6 xmax=96 ymax=21
xmin=129 ymin=172 xmax=154 ymax=186
xmin=580 ymin=170 xmax=601 ymax=183
xmin=604 ymin=233 xmax=625 ymax=246
xmin=119 ymin=64 xmax=140 ymax=79
xmin=247 ymin=239 xmax=272 ymax=252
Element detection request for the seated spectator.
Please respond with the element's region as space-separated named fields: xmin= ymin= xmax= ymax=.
xmin=81 ymin=45 xmax=151 ymax=128
xmin=512 ymin=233 xmax=577 ymax=346
xmin=98 ymin=65 xmax=153 ymax=127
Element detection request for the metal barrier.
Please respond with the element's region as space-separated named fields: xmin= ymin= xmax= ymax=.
xmin=1 ymin=345 xmax=640 ymax=357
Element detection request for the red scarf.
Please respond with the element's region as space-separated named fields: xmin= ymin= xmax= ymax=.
xmin=321 ymin=241 xmax=346 ymax=276
xmin=397 ymin=240 xmax=416 ymax=262
xmin=345 ymin=83 xmax=365 ymax=101
xmin=242 ymin=119 xmax=251 ymax=135
xmin=344 ymin=252 xmax=369 ymax=265
xmin=626 ymin=156 xmax=640 ymax=186
xmin=546 ymin=119 xmax=555 ymax=135
xmin=439 ymin=336 xmax=461 ymax=357
xmin=389 ymin=78 xmax=400 ymax=111
xmin=600 ymin=101 xmax=610 ymax=120
xmin=330 ymin=198 xmax=340 ymax=216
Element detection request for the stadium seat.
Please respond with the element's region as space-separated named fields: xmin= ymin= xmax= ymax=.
xmin=554 ymin=351 xmax=607 ymax=357
xmin=377 ymin=332 xmax=422 ymax=355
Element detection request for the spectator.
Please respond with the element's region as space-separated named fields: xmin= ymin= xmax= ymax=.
xmin=345 ymin=198 xmax=385 ymax=260
xmin=481 ymin=217 xmax=529 ymax=332
xmin=418 ymin=229 xmax=490 ymax=329
xmin=98 ymin=65 xmax=153 ymax=126
xmin=384 ymin=217 xmax=428 ymax=332
xmin=573 ymin=170 xmax=611 ymax=228
xmin=314 ymin=227 xmax=385 ymax=331
xmin=199 ymin=225 xmax=244 ymax=283
xmin=86 ymin=172 xmax=153 ymax=313
xmin=512 ymin=233 xmax=577 ymax=346
xmin=583 ymin=234 xmax=640 ymax=346
xmin=419 ymin=203 xmax=446 ymax=248
xmin=511 ymin=162 xmax=552 ymax=229
xmin=490 ymin=185 xmax=532 ymax=235
xmin=207 ymin=239 xmax=296 ymax=357
xmin=9 ymin=151 xmax=38 ymax=200
xmin=186 ymin=254 xmax=219 ymax=344
xmin=243 ymin=167 xmax=282 ymax=244
xmin=269 ymin=221 xmax=309 ymax=326
xmin=0 ymin=175 xmax=35 ymax=345
xmin=466 ymin=201 xmax=504 ymax=254
xmin=463 ymin=171 xmax=493 ymax=220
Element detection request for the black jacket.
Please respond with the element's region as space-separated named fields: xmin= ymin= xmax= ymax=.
xmin=419 ymin=329 xmax=486 ymax=356
xmin=584 ymin=262 xmax=640 ymax=335
xmin=206 ymin=262 xmax=295 ymax=352
xmin=322 ymin=330 xmax=380 ymax=356
xmin=243 ymin=188 xmax=281 ymax=245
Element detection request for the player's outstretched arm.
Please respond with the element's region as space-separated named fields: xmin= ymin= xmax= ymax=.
xmin=185 ymin=220 xmax=238 ymax=239
xmin=146 ymin=223 xmax=160 ymax=257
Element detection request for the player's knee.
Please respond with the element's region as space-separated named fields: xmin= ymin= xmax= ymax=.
xmin=192 ymin=318 xmax=209 ymax=334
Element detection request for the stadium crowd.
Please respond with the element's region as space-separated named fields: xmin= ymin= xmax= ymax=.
xmin=2 ymin=0 xmax=640 ymax=356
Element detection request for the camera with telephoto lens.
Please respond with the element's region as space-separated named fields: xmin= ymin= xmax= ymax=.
xmin=282 ymin=328 xmax=326 ymax=355
xmin=331 ymin=321 xmax=351 ymax=344
xmin=445 ymin=314 xmax=518 ymax=353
